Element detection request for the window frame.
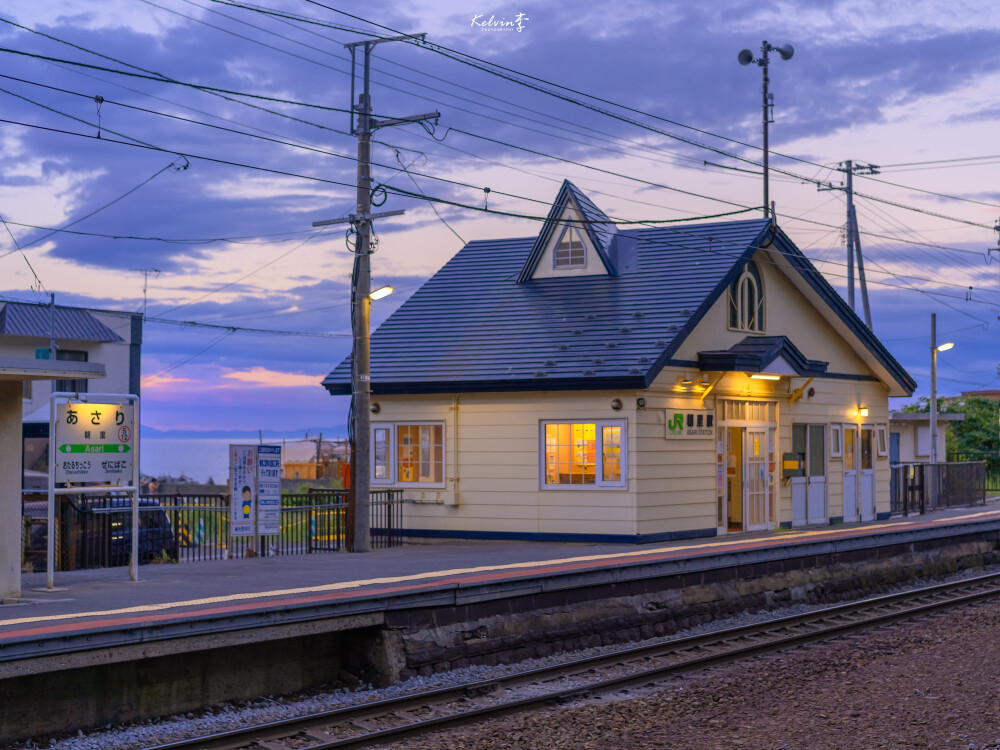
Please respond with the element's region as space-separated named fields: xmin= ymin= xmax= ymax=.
xmin=829 ymin=423 xmax=843 ymax=458
xmin=728 ymin=261 xmax=765 ymax=333
xmin=876 ymin=424 xmax=889 ymax=458
xmin=552 ymin=224 xmax=588 ymax=270
xmin=370 ymin=421 xmax=446 ymax=488
xmin=539 ymin=419 xmax=627 ymax=490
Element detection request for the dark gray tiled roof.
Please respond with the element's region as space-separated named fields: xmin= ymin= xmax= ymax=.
xmin=325 ymin=217 xmax=776 ymax=394
xmin=323 ymin=185 xmax=915 ymax=397
xmin=0 ymin=302 xmax=124 ymax=343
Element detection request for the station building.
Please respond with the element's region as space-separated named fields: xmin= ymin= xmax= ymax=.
xmin=323 ymin=182 xmax=916 ymax=543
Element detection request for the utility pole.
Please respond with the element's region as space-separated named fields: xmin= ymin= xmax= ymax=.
xmin=818 ymin=160 xmax=878 ymax=328
xmin=313 ymin=33 xmax=438 ymax=553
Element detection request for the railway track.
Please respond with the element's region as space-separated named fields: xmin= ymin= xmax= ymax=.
xmin=144 ymin=571 xmax=1000 ymax=750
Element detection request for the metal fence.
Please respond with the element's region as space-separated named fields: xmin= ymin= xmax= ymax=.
xmin=948 ymin=452 xmax=1000 ymax=495
xmin=890 ymin=461 xmax=987 ymax=516
xmin=23 ymin=489 xmax=403 ymax=571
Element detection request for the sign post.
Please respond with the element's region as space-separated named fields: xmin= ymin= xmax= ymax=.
xmin=47 ymin=392 xmax=140 ymax=588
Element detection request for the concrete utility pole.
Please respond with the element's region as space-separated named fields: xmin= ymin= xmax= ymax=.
xmin=314 ymin=33 xmax=438 ymax=553
xmin=818 ymin=160 xmax=878 ymax=328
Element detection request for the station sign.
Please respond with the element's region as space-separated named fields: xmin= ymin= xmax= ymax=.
xmin=54 ymin=402 xmax=135 ymax=483
xmin=665 ymin=408 xmax=715 ymax=439
xmin=229 ymin=444 xmax=282 ymax=537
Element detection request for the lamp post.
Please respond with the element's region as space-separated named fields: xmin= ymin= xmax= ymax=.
xmin=738 ymin=41 xmax=794 ymax=219
xmin=929 ymin=312 xmax=954 ymax=465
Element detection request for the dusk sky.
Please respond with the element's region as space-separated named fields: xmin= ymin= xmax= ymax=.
xmin=2 ymin=1 xmax=998 ymax=435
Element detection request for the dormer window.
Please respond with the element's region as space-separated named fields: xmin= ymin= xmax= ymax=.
xmin=553 ymin=225 xmax=586 ymax=269
xmin=729 ymin=260 xmax=764 ymax=333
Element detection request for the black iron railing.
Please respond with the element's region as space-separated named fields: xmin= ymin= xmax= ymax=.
xmin=890 ymin=462 xmax=987 ymax=516
xmin=948 ymin=452 xmax=1000 ymax=494
xmin=23 ymin=489 xmax=403 ymax=570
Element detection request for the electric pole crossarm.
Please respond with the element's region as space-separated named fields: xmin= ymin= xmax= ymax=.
xmin=371 ymin=112 xmax=440 ymax=130
xmin=312 ymin=209 xmax=405 ymax=228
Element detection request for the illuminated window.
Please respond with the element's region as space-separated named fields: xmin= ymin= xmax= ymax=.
xmin=541 ymin=420 xmax=626 ymax=488
xmin=370 ymin=423 xmax=444 ymax=485
xmin=728 ymin=261 xmax=764 ymax=332
xmin=553 ymin=224 xmax=587 ymax=269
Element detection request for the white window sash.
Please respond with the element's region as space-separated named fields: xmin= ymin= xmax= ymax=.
xmin=539 ymin=420 xmax=627 ymax=489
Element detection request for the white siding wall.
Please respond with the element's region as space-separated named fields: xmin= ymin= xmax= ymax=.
xmin=371 ymin=391 xmax=639 ymax=538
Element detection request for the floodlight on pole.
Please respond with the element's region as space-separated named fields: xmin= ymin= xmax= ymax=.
xmin=738 ymin=41 xmax=794 ymax=219
xmin=369 ymin=285 xmax=394 ymax=300
xmin=929 ymin=314 xmax=954 ymax=466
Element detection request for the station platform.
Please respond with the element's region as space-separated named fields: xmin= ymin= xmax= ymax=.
xmin=4 ymin=503 xmax=1000 ymax=664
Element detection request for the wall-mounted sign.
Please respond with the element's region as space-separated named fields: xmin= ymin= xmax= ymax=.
xmin=54 ymin=402 xmax=135 ymax=483
xmin=665 ymin=408 xmax=715 ymax=439
xmin=257 ymin=445 xmax=282 ymax=536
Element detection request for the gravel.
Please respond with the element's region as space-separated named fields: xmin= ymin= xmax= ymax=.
xmin=10 ymin=562 xmax=1000 ymax=750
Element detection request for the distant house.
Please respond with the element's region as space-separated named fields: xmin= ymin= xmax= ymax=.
xmin=323 ymin=182 xmax=916 ymax=542
xmin=0 ymin=300 xmax=142 ymax=488
xmin=888 ymin=411 xmax=964 ymax=464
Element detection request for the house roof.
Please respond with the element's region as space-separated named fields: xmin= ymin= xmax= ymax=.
xmin=323 ymin=183 xmax=916 ymax=397
xmin=0 ymin=301 xmax=124 ymax=343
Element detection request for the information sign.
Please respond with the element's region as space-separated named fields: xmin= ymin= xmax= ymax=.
xmin=54 ymin=402 xmax=135 ymax=483
xmin=230 ymin=444 xmax=257 ymax=537
xmin=257 ymin=445 xmax=282 ymax=536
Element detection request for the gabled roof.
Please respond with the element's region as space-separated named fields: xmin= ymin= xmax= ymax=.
xmin=517 ymin=180 xmax=619 ymax=282
xmin=0 ymin=302 xmax=124 ymax=343
xmin=323 ymin=186 xmax=916 ymax=397
xmin=698 ymin=336 xmax=829 ymax=377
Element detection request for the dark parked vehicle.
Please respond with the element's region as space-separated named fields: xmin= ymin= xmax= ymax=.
xmin=24 ymin=495 xmax=178 ymax=569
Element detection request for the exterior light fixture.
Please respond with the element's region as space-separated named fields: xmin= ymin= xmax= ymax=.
xmin=738 ymin=41 xmax=794 ymax=219
xmin=370 ymin=402 xmax=381 ymax=414
xmin=750 ymin=373 xmax=781 ymax=381
xmin=369 ymin=285 xmax=394 ymax=300
xmin=636 ymin=397 xmax=647 ymax=410
xmin=611 ymin=398 xmax=623 ymax=411
xmin=680 ymin=373 xmax=693 ymax=385
xmin=858 ymin=406 xmax=869 ymax=418
xmin=936 ymin=342 xmax=954 ymax=352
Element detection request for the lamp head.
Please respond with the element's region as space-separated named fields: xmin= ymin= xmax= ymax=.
xmin=936 ymin=342 xmax=955 ymax=352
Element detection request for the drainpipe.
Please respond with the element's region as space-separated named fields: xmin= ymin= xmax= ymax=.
xmin=451 ymin=394 xmax=460 ymax=505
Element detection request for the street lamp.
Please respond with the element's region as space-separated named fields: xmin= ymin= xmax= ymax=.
xmin=929 ymin=313 xmax=954 ymax=465
xmin=738 ymin=41 xmax=794 ymax=219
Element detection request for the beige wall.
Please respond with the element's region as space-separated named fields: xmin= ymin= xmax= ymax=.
xmin=370 ymin=391 xmax=640 ymax=538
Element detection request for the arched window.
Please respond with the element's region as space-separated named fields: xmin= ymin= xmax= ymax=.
xmin=728 ymin=261 xmax=764 ymax=332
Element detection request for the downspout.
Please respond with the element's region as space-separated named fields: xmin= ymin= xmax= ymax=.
xmin=451 ymin=394 xmax=460 ymax=505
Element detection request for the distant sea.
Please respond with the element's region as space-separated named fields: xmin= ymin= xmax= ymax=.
xmin=140 ymin=428 xmax=346 ymax=484
xmin=141 ymin=437 xmax=242 ymax=484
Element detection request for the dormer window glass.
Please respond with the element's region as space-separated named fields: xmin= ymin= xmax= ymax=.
xmin=729 ymin=261 xmax=765 ymax=333
xmin=553 ymin=224 xmax=587 ymax=269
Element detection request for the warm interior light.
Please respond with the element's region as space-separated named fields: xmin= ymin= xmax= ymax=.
xmin=750 ymin=374 xmax=781 ymax=381
xmin=369 ymin=285 xmax=394 ymax=300
xmin=936 ymin=342 xmax=954 ymax=352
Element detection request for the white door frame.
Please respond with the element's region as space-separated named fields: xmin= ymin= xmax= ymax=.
xmin=842 ymin=423 xmax=859 ymax=523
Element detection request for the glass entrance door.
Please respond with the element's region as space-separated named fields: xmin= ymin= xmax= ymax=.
xmin=745 ymin=427 xmax=769 ymax=531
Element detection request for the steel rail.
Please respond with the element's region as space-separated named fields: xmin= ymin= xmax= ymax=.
xmin=143 ymin=570 xmax=1000 ymax=750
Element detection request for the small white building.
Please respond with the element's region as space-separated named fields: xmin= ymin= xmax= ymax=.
xmin=0 ymin=300 xmax=142 ymax=487
xmin=888 ymin=411 xmax=964 ymax=464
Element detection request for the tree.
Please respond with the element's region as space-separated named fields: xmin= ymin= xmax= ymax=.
xmin=899 ymin=396 xmax=999 ymax=471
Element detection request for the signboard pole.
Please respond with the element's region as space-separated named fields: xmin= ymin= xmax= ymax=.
xmin=46 ymin=400 xmax=55 ymax=590
xmin=129 ymin=398 xmax=141 ymax=581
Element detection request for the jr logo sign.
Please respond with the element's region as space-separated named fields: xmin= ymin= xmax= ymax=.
xmin=665 ymin=409 xmax=715 ymax=439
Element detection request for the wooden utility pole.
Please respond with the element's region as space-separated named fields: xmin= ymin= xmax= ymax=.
xmin=314 ymin=33 xmax=438 ymax=552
